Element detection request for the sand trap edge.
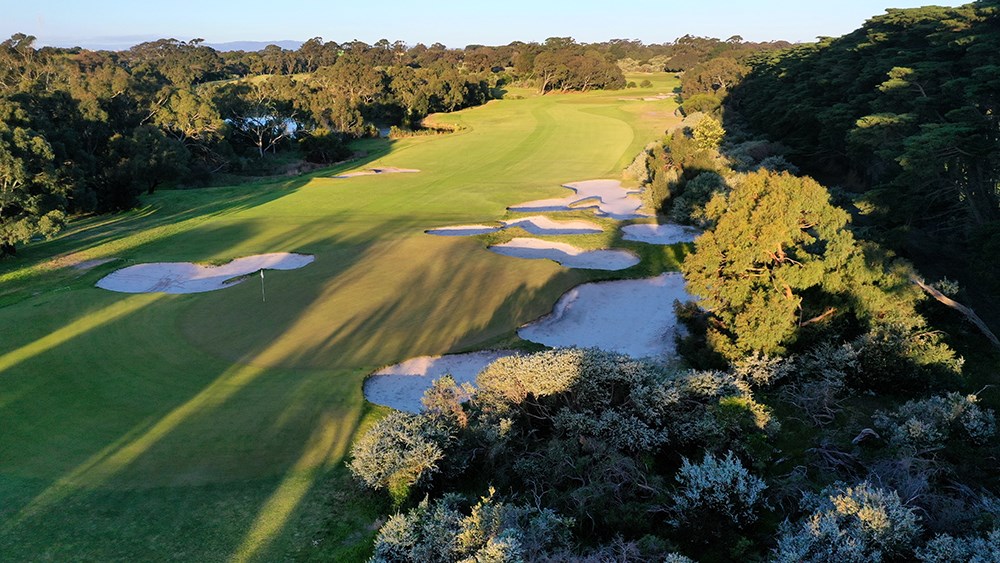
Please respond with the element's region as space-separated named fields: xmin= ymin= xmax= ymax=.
xmin=95 ymin=252 xmax=315 ymax=294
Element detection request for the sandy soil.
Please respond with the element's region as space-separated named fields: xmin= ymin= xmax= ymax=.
xmin=621 ymin=223 xmax=701 ymax=245
xmin=426 ymin=216 xmax=603 ymax=237
xmin=509 ymin=179 xmax=650 ymax=220
xmin=364 ymin=350 xmax=518 ymax=412
xmin=333 ymin=167 xmax=420 ymax=178
xmin=96 ymin=253 xmax=314 ymax=294
xmin=71 ymin=258 xmax=118 ymax=271
xmin=39 ymin=253 xmax=118 ymax=273
xmin=518 ymin=273 xmax=693 ymax=361
xmin=489 ymin=238 xmax=639 ymax=270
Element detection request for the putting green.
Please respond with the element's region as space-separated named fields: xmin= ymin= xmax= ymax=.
xmin=0 ymin=76 xmax=682 ymax=561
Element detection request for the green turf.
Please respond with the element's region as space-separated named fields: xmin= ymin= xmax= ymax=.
xmin=0 ymin=75 xmax=682 ymax=561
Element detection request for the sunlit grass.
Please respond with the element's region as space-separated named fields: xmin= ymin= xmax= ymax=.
xmin=0 ymin=74 xmax=681 ymax=561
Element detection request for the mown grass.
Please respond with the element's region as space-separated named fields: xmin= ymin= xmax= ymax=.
xmin=0 ymin=74 xmax=681 ymax=561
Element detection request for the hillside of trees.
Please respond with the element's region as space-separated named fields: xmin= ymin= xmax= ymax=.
xmin=343 ymin=4 xmax=1000 ymax=561
xmin=729 ymin=1 xmax=1000 ymax=298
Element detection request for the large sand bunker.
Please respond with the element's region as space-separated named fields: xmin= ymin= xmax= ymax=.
xmin=333 ymin=167 xmax=420 ymax=178
xmin=96 ymin=253 xmax=314 ymax=294
xmin=509 ymin=179 xmax=650 ymax=220
xmin=489 ymin=238 xmax=639 ymax=270
xmin=621 ymin=223 xmax=701 ymax=245
xmin=519 ymin=273 xmax=693 ymax=361
xmin=364 ymin=350 xmax=518 ymax=413
xmin=426 ymin=215 xmax=603 ymax=237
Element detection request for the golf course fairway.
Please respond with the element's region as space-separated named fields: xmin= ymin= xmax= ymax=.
xmin=0 ymin=75 xmax=683 ymax=561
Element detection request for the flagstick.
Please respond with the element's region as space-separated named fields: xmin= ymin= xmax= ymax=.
xmin=260 ymin=269 xmax=265 ymax=302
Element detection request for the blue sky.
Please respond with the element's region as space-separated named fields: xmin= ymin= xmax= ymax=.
xmin=5 ymin=0 xmax=965 ymax=49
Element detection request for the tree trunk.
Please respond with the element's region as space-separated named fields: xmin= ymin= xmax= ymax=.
xmin=1 ymin=242 xmax=16 ymax=257
xmin=964 ymin=160 xmax=1000 ymax=225
xmin=911 ymin=275 xmax=1000 ymax=351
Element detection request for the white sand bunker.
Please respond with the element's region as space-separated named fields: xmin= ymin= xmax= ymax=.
xmin=333 ymin=167 xmax=420 ymax=178
xmin=364 ymin=350 xmax=518 ymax=413
xmin=96 ymin=253 xmax=314 ymax=294
xmin=509 ymin=179 xmax=650 ymax=220
xmin=489 ymin=238 xmax=639 ymax=270
xmin=426 ymin=215 xmax=603 ymax=237
xmin=622 ymin=223 xmax=701 ymax=245
xmin=519 ymin=273 xmax=693 ymax=361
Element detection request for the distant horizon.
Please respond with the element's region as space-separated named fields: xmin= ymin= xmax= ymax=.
xmin=5 ymin=0 xmax=967 ymax=51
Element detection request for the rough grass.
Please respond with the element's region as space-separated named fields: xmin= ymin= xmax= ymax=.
xmin=0 ymin=75 xmax=682 ymax=561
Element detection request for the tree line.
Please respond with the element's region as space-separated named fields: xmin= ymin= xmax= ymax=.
xmin=0 ymin=32 xmax=786 ymax=257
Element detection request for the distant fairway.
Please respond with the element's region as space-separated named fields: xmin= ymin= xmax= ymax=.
xmin=0 ymin=75 xmax=681 ymax=561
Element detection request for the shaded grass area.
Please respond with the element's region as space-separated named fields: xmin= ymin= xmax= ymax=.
xmin=0 ymin=75 xmax=681 ymax=561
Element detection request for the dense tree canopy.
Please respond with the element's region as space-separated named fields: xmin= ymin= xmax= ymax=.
xmin=681 ymin=169 xmax=931 ymax=360
xmin=0 ymin=34 xmax=505 ymax=253
xmin=732 ymin=1 xmax=1000 ymax=235
xmin=0 ymin=97 xmax=66 ymax=255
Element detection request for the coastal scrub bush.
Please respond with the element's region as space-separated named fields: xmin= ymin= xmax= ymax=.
xmin=693 ymin=116 xmax=725 ymax=151
xmin=670 ymin=450 xmax=767 ymax=533
xmin=773 ymin=481 xmax=921 ymax=562
xmin=679 ymin=93 xmax=721 ymax=116
xmin=873 ymin=392 xmax=996 ymax=452
xmin=666 ymin=171 xmax=728 ymax=227
xmin=475 ymin=349 xmax=673 ymax=453
xmin=916 ymin=529 xmax=1000 ymax=562
xmin=469 ymin=349 xmax=775 ymax=535
xmin=348 ymin=411 xmax=454 ymax=502
xmin=851 ymin=324 xmax=964 ymax=393
xmin=369 ymin=490 xmax=573 ymax=563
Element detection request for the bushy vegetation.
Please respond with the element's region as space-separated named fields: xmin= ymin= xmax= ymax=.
xmin=774 ymin=482 xmax=921 ymax=562
xmin=344 ymin=9 xmax=1000 ymax=558
xmin=669 ymin=451 xmax=767 ymax=534
xmin=350 ymin=339 xmax=999 ymax=560
xmin=917 ymin=529 xmax=1000 ymax=562
xmin=347 ymin=411 xmax=454 ymax=502
xmin=873 ymin=392 xmax=996 ymax=452
xmin=731 ymin=1 xmax=1000 ymax=287
xmin=349 ymin=350 xmax=785 ymax=559
xmin=369 ymin=491 xmax=573 ymax=562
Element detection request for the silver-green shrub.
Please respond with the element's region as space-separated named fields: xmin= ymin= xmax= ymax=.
xmin=873 ymin=392 xmax=996 ymax=452
xmin=916 ymin=529 xmax=1000 ymax=563
xmin=475 ymin=349 xmax=674 ymax=453
xmin=348 ymin=411 xmax=452 ymax=496
xmin=773 ymin=481 xmax=921 ymax=563
xmin=369 ymin=490 xmax=572 ymax=563
xmin=671 ymin=450 xmax=767 ymax=530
